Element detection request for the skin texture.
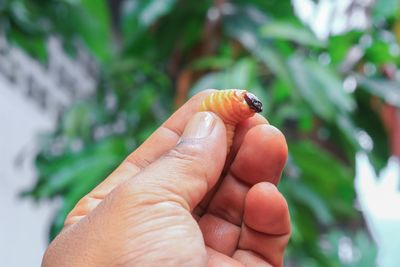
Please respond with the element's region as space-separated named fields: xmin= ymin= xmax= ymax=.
xmin=42 ymin=89 xmax=290 ymax=267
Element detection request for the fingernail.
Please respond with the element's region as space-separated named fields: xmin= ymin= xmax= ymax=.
xmin=181 ymin=112 xmax=216 ymax=139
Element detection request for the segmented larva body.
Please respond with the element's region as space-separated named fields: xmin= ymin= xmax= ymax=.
xmin=199 ymin=89 xmax=263 ymax=151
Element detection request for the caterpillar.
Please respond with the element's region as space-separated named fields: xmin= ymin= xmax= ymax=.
xmin=199 ymin=89 xmax=263 ymax=151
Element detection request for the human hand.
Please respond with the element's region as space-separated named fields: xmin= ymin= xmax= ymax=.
xmin=42 ymin=90 xmax=290 ymax=267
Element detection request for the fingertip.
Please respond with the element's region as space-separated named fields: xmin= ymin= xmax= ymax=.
xmin=238 ymin=183 xmax=290 ymax=266
xmin=244 ymin=182 xmax=290 ymax=235
xmin=231 ymin=124 xmax=288 ymax=185
xmin=256 ymin=125 xmax=288 ymax=165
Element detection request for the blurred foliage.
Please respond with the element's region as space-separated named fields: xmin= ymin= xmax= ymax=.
xmin=3 ymin=0 xmax=400 ymax=266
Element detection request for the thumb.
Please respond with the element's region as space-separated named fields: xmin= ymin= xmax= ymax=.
xmin=122 ymin=111 xmax=227 ymax=211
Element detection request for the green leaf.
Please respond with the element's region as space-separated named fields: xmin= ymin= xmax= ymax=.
xmin=36 ymin=152 xmax=119 ymax=198
xmin=353 ymin=89 xmax=390 ymax=169
xmin=289 ymin=141 xmax=356 ymax=218
xmin=282 ymin=180 xmax=334 ymax=225
xmin=356 ymin=75 xmax=400 ymax=108
xmin=321 ymin=230 xmax=377 ymax=267
xmin=271 ymin=101 xmax=314 ymax=130
xmin=122 ymin=0 xmax=177 ymax=42
xmin=190 ymin=58 xmax=258 ymax=95
xmin=189 ymin=72 xmax=226 ymax=95
xmin=373 ymin=0 xmax=399 ymax=22
xmin=288 ymin=204 xmax=319 ymax=245
xmin=76 ymin=0 xmax=112 ymax=62
xmin=223 ymin=5 xmax=294 ymax=89
xmin=306 ymin=60 xmax=356 ymax=113
xmin=29 ymin=138 xmax=128 ymax=198
xmin=271 ymin=78 xmax=291 ymax=103
xmin=62 ymin=102 xmax=96 ymax=140
xmin=190 ymin=56 xmax=233 ymax=71
xmin=232 ymin=0 xmax=295 ymax=18
xmin=227 ymin=58 xmax=258 ymax=88
xmin=255 ymin=45 xmax=292 ymax=85
xmin=352 ymin=231 xmax=377 ymax=267
xmin=261 ymin=21 xmax=324 ymax=47
xmin=365 ymin=39 xmax=397 ymax=64
xmin=131 ymin=0 xmax=176 ymax=27
xmin=8 ymin=0 xmax=48 ymax=35
xmin=288 ymin=56 xmax=356 ymax=121
xmin=328 ymin=31 xmax=363 ymax=66
xmin=288 ymin=57 xmax=334 ymax=120
xmin=7 ymin=30 xmax=47 ymax=62
xmin=335 ymin=113 xmax=360 ymax=149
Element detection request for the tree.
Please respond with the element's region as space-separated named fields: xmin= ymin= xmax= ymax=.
xmin=3 ymin=0 xmax=399 ymax=265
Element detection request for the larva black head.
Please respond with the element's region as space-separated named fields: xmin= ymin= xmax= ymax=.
xmin=244 ymin=92 xmax=263 ymax=113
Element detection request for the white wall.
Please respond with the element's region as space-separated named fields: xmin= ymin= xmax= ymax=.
xmin=0 ymin=36 xmax=96 ymax=267
xmin=0 ymin=76 xmax=58 ymax=267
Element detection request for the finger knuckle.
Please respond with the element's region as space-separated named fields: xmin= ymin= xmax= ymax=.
xmin=167 ymin=140 xmax=203 ymax=163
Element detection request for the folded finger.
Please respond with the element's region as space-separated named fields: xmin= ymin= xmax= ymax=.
xmin=205 ymin=125 xmax=287 ymax=227
xmin=238 ymin=183 xmax=291 ymax=267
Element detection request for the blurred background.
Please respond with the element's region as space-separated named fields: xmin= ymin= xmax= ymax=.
xmin=1 ymin=0 xmax=399 ymax=266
